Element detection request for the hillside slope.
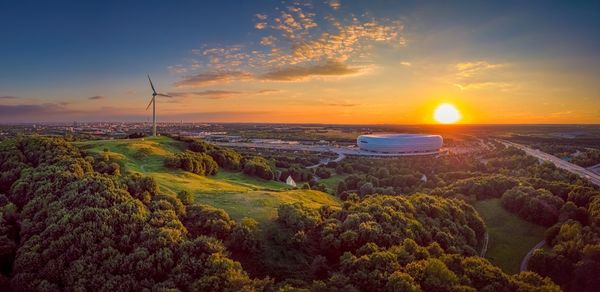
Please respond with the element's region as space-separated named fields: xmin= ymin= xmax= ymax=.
xmin=76 ymin=136 xmax=340 ymax=223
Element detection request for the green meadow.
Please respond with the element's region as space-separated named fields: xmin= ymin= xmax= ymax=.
xmin=76 ymin=136 xmax=340 ymax=223
xmin=473 ymin=199 xmax=546 ymax=274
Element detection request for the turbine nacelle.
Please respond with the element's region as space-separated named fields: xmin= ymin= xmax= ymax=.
xmin=146 ymin=75 xmax=171 ymax=136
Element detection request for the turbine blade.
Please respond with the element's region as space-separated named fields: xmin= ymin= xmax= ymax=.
xmin=145 ymin=97 xmax=154 ymax=110
xmin=147 ymin=74 xmax=157 ymax=94
xmin=157 ymin=93 xmax=172 ymax=97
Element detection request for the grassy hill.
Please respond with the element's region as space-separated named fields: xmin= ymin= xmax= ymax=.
xmin=76 ymin=136 xmax=340 ymax=223
xmin=473 ymin=199 xmax=546 ymax=274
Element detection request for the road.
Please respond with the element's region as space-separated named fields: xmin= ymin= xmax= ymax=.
xmin=500 ymin=140 xmax=600 ymax=187
xmin=480 ymin=232 xmax=489 ymax=257
xmin=211 ymin=141 xmax=441 ymax=157
xmin=520 ymin=240 xmax=545 ymax=272
xmin=306 ymin=152 xmax=346 ymax=169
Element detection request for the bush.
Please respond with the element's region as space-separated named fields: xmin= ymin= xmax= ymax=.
xmin=243 ymin=156 xmax=274 ymax=180
xmin=177 ymin=190 xmax=194 ymax=205
xmin=165 ymin=151 xmax=218 ymax=176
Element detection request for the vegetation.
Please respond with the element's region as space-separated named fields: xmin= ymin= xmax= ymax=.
xmin=4 ymin=132 xmax=600 ymax=290
xmin=76 ymin=137 xmax=338 ymax=224
xmin=165 ymin=150 xmax=219 ymax=175
xmin=243 ymin=156 xmax=275 ymax=180
xmin=0 ymin=136 xmax=268 ymax=290
xmin=258 ymin=195 xmax=559 ymax=290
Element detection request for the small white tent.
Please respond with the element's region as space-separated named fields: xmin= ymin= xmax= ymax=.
xmin=286 ymin=175 xmax=297 ymax=187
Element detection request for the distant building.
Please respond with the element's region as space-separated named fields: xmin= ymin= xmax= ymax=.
xmin=286 ymin=176 xmax=297 ymax=187
xmin=357 ymin=134 xmax=443 ymax=154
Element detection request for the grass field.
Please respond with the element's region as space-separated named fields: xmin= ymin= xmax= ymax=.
xmin=319 ymin=174 xmax=348 ymax=192
xmin=473 ymin=199 xmax=546 ymax=274
xmin=76 ymin=136 xmax=340 ymax=223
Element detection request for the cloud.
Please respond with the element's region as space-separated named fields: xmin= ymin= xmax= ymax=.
xmin=168 ymin=90 xmax=242 ymax=99
xmin=0 ymin=103 xmax=82 ymax=119
xmin=260 ymin=36 xmax=277 ymax=46
xmin=0 ymin=95 xmax=20 ymax=99
xmin=169 ymin=89 xmax=282 ymax=99
xmin=453 ymin=60 xmax=512 ymax=90
xmin=174 ymin=71 xmax=252 ymax=88
xmin=327 ymin=0 xmax=341 ymax=10
xmin=456 ymin=61 xmax=506 ymax=78
xmin=256 ymin=89 xmax=281 ymax=94
xmin=260 ymin=60 xmax=364 ymax=81
xmin=325 ymin=102 xmax=357 ymax=107
xmin=400 ymin=61 xmax=412 ymax=67
xmin=88 ymin=95 xmax=105 ymax=100
xmin=172 ymin=1 xmax=404 ymax=85
xmin=172 ymin=111 xmax=270 ymax=121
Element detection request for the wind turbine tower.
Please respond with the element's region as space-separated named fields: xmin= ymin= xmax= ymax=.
xmin=146 ymin=75 xmax=171 ymax=136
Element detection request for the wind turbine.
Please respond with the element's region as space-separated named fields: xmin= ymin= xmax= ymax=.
xmin=146 ymin=75 xmax=171 ymax=136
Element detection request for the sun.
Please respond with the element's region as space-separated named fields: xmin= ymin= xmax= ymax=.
xmin=434 ymin=103 xmax=461 ymax=124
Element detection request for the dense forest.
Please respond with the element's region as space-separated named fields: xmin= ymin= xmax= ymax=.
xmin=328 ymin=144 xmax=600 ymax=291
xmin=0 ymin=136 xmax=568 ymax=290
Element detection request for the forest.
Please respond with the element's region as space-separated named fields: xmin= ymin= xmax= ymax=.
xmin=0 ymin=137 xmax=568 ymax=291
xmin=0 ymin=136 xmax=598 ymax=291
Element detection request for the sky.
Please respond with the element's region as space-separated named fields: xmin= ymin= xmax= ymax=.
xmin=0 ymin=0 xmax=599 ymax=124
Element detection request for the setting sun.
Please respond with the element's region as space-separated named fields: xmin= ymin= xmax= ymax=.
xmin=434 ymin=103 xmax=461 ymax=124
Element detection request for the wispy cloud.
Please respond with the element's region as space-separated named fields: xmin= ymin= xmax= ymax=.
xmin=169 ymin=89 xmax=283 ymax=99
xmin=453 ymin=60 xmax=513 ymax=91
xmin=0 ymin=103 xmax=82 ymax=117
xmin=326 ymin=0 xmax=341 ymax=10
xmin=168 ymin=90 xmax=243 ymax=99
xmin=0 ymin=95 xmax=20 ymax=99
xmin=171 ymin=0 xmax=404 ymax=86
xmin=260 ymin=60 xmax=364 ymax=81
xmin=87 ymin=95 xmax=105 ymax=100
xmin=256 ymin=89 xmax=281 ymax=94
xmin=174 ymin=71 xmax=252 ymax=88
xmin=325 ymin=102 xmax=358 ymax=107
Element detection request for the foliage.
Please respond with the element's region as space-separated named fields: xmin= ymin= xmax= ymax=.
xmin=501 ymin=186 xmax=564 ymax=226
xmin=0 ymin=136 xmax=267 ymax=290
xmin=243 ymin=156 xmax=275 ymax=180
xmin=165 ymin=150 xmax=219 ymax=176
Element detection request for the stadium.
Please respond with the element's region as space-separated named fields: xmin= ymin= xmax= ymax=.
xmin=356 ymin=134 xmax=443 ymax=154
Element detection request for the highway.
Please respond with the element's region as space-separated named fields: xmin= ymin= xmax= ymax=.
xmin=500 ymin=140 xmax=600 ymax=187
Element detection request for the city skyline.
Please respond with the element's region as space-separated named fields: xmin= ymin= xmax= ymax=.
xmin=1 ymin=0 xmax=599 ymax=124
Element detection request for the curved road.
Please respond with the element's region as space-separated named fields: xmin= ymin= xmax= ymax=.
xmin=306 ymin=152 xmax=346 ymax=169
xmin=520 ymin=240 xmax=545 ymax=272
xmin=480 ymin=232 xmax=489 ymax=257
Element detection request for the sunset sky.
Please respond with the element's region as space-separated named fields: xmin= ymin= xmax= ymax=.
xmin=1 ymin=0 xmax=599 ymax=124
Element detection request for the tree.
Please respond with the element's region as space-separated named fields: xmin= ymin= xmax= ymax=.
xmin=177 ymin=190 xmax=194 ymax=205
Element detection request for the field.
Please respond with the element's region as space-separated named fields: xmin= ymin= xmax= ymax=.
xmin=76 ymin=136 xmax=340 ymax=223
xmin=319 ymin=174 xmax=348 ymax=192
xmin=473 ymin=199 xmax=546 ymax=274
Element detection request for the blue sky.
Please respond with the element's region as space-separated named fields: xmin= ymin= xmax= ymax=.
xmin=1 ymin=0 xmax=599 ymax=123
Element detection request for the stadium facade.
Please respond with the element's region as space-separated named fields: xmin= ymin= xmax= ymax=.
xmin=357 ymin=134 xmax=443 ymax=154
